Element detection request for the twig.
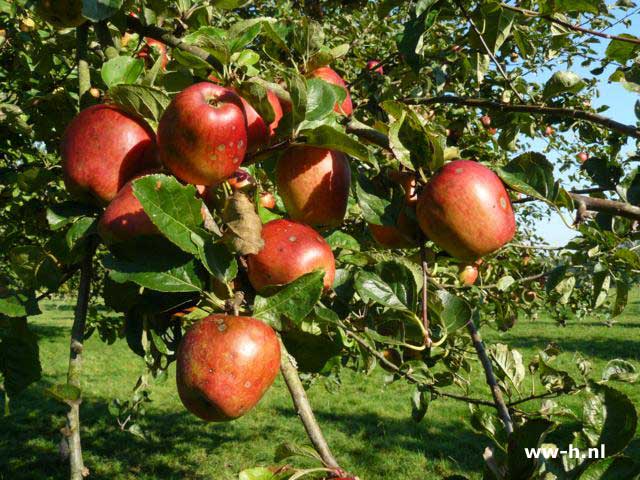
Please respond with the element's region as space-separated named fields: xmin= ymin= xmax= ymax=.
xmin=466 ymin=318 xmax=514 ymax=435
xmin=501 ymin=3 xmax=640 ymax=46
xmin=65 ymin=239 xmax=96 ymax=480
xmin=279 ymin=342 xmax=341 ymax=471
xmin=507 ymin=243 xmax=565 ymax=251
xmin=402 ymin=96 xmax=640 ymax=139
xmin=420 ymin=241 xmax=432 ymax=347
xmin=455 ymin=0 xmax=525 ymax=103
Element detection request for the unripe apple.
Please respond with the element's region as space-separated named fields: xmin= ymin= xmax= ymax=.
xmin=308 ymin=66 xmax=353 ymax=116
xmin=97 ymin=176 xmax=159 ymax=243
xmin=236 ymin=89 xmax=283 ymax=151
xmin=227 ymin=169 xmax=256 ymax=191
xmin=246 ymin=219 xmax=336 ymax=292
xmin=459 ymin=265 xmax=478 ymax=286
xmin=61 ymin=104 xmax=158 ymax=205
xmin=276 ymin=147 xmax=351 ymax=228
xmin=480 ymin=115 xmax=492 ymax=128
xmin=176 ymin=315 xmax=280 ymax=421
xmin=416 ymin=160 xmax=516 ymax=261
xmin=158 ymin=83 xmax=248 ymax=186
xmin=36 ymin=0 xmax=85 ymax=28
xmin=577 ymin=151 xmax=589 ymax=163
xmin=366 ymin=60 xmax=384 ymax=75
xmin=259 ymin=192 xmax=276 ymax=209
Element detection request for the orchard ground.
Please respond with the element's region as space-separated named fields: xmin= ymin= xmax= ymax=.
xmin=2 ymin=297 xmax=639 ymax=480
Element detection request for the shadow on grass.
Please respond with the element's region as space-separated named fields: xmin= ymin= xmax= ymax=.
xmin=501 ymin=335 xmax=640 ymax=362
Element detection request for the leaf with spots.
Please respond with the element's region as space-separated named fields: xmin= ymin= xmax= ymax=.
xmin=223 ymin=192 xmax=264 ymax=255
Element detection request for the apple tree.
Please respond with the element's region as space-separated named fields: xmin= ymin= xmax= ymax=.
xmin=1 ymin=0 xmax=640 ymax=479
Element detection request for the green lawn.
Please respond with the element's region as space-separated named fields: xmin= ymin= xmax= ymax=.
xmin=1 ymin=298 xmax=639 ymax=480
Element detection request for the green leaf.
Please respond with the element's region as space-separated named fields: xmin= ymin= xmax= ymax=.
xmin=0 ymin=292 xmax=40 ymax=318
xmin=132 ymin=175 xmax=209 ymax=256
xmin=429 ymin=290 xmax=471 ymax=332
xmin=253 ymin=271 xmax=324 ymax=328
xmin=238 ymin=467 xmax=277 ymax=480
xmin=108 ymin=85 xmax=171 ymax=123
xmin=47 ymin=202 xmax=97 ymax=231
xmin=542 ymin=71 xmax=586 ymax=99
xmin=398 ymin=8 xmax=439 ymax=71
xmin=411 ymin=386 xmax=430 ymax=422
xmin=375 ymin=260 xmax=417 ymax=312
xmin=581 ymin=456 xmax=640 ymax=480
xmin=553 ymin=0 xmax=606 ymax=14
xmin=0 ymin=317 xmax=41 ymax=398
xmin=612 ymin=278 xmax=629 ymax=317
xmin=274 ymin=442 xmax=322 ymax=462
xmin=583 ymin=382 xmax=637 ymax=456
xmin=324 ymin=231 xmax=360 ymax=252
xmin=507 ymin=418 xmax=555 ymax=479
xmin=300 ymin=125 xmax=369 ymax=161
xmin=355 ymin=174 xmax=394 ymax=225
xmin=103 ymin=254 xmax=205 ymax=293
xmin=605 ymin=35 xmax=640 ymax=64
xmin=82 ymin=0 xmax=123 ymax=22
xmin=101 ymin=56 xmax=144 ymax=88
xmin=497 ymin=152 xmax=558 ymax=202
xmin=305 ymin=78 xmax=337 ymax=122
xmin=488 ymin=343 xmax=525 ymax=391
xmin=237 ymin=80 xmax=275 ymax=124
xmin=66 ymin=217 xmax=97 ymax=251
xmin=387 ymin=110 xmax=412 ymax=170
xmin=200 ymin=242 xmax=238 ymax=283
xmin=45 ymin=383 xmax=81 ymax=403
xmin=601 ymin=359 xmax=638 ymax=383
xmin=354 ymin=270 xmax=407 ymax=310
xmin=9 ymin=246 xmax=64 ymax=291
xmin=472 ymin=5 xmax=514 ymax=54
xmin=496 ymin=275 xmax=515 ymax=291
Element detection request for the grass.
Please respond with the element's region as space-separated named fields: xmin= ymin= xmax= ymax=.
xmin=1 ymin=298 xmax=639 ymax=480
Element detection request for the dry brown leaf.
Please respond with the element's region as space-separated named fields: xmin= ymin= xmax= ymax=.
xmin=222 ymin=192 xmax=264 ymax=255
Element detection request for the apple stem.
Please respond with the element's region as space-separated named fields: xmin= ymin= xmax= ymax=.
xmin=420 ymin=242 xmax=432 ymax=347
xmin=64 ymin=238 xmax=97 ymax=480
xmin=279 ymin=342 xmax=342 ymax=471
xmin=466 ymin=318 xmax=514 ymax=436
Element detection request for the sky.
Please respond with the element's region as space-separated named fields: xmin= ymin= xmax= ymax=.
xmin=515 ymin=8 xmax=640 ymax=246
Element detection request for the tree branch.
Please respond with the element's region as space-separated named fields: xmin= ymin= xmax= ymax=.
xmin=501 ymin=3 xmax=640 ymax=46
xmin=279 ymin=342 xmax=341 ymax=471
xmin=402 ymin=96 xmax=640 ymax=139
xmin=65 ymin=240 xmax=96 ymax=480
xmin=466 ymin=318 xmax=514 ymax=435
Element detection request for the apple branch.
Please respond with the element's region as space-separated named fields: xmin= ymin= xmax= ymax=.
xmin=500 ymin=3 xmax=640 ymax=46
xmin=402 ymin=96 xmax=640 ymax=139
xmin=64 ymin=239 xmax=96 ymax=480
xmin=466 ymin=318 xmax=514 ymax=435
xmin=279 ymin=342 xmax=342 ymax=471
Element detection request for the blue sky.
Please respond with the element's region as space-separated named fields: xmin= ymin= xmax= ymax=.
xmin=516 ymin=9 xmax=640 ymax=246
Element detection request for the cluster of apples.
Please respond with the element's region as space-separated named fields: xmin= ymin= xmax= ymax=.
xmin=61 ymin=66 xmax=354 ymax=422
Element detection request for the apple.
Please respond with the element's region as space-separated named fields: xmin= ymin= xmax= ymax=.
xmin=577 ymin=151 xmax=589 ymax=163
xmin=308 ymin=66 xmax=353 ymax=116
xmin=459 ymin=265 xmax=478 ymax=286
xmin=388 ymin=170 xmax=418 ymax=207
xmin=451 ymin=45 xmax=462 ymax=53
xmin=61 ymin=104 xmax=158 ymax=205
xmin=259 ymin=192 xmax=276 ymax=209
xmin=369 ymin=213 xmax=419 ymax=249
xmin=97 ymin=176 xmax=159 ymax=243
xmin=246 ymin=219 xmax=336 ymax=292
xmin=227 ymin=169 xmax=256 ymax=191
xmin=416 ymin=160 xmax=516 ymax=261
xmin=137 ymin=38 xmax=168 ymax=70
xmin=522 ymin=253 xmax=531 ymax=266
xmin=544 ymin=126 xmax=554 ymax=137
xmin=236 ymin=89 xmax=283 ymax=152
xmin=366 ymin=60 xmax=384 ymax=75
xmin=36 ymin=0 xmax=85 ymax=28
xmin=19 ymin=18 xmax=36 ymax=32
xmin=276 ymin=147 xmax=351 ymax=228
xmin=176 ymin=315 xmax=280 ymax=421
xmin=158 ymin=83 xmax=248 ymax=186
xmin=89 ymin=88 xmax=101 ymax=99
xmin=510 ymin=52 xmax=519 ymax=61
xmin=524 ymin=290 xmax=537 ymax=302
xmin=480 ymin=115 xmax=492 ymax=128
xmin=487 ymin=127 xmax=498 ymax=135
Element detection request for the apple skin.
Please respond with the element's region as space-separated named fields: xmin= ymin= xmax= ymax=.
xmin=137 ymin=38 xmax=168 ymax=70
xmin=37 ymin=0 xmax=85 ymax=28
xmin=459 ymin=265 xmax=479 ymax=286
xmin=259 ymin=192 xmax=276 ymax=209
xmin=246 ymin=219 xmax=336 ymax=292
xmin=369 ymin=212 xmax=419 ymax=249
xmin=176 ymin=315 xmax=280 ymax=422
xmin=577 ymin=151 xmax=589 ymax=163
xmin=97 ymin=177 xmax=160 ymax=243
xmin=276 ymin=147 xmax=351 ymax=228
xmin=481 ymin=115 xmax=492 ymax=128
xmin=416 ymin=160 xmax=516 ymax=261
xmin=366 ymin=60 xmax=384 ymax=75
xmin=61 ymin=104 xmax=158 ymax=205
xmin=158 ymin=83 xmax=248 ymax=186
xmin=237 ymin=90 xmax=283 ymax=152
xmin=308 ymin=67 xmax=353 ymax=116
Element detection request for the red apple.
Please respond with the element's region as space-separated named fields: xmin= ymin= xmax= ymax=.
xmin=137 ymin=38 xmax=168 ymax=70
xmin=97 ymin=176 xmax=159 ymax=243
xmin=61 ymin=104 xmax=158 ymax=205
xmin=451 ymin=45 xmax=462 ymax=53
xmin=259 ymin=192 xmax=276 ymax=209
xmin=369 ymin=213 xmax=419 ymax=249
xmin=227 ymin=169 xmax=256 ymax=191
xmin=158 ymin=83 xmax=248 ymax=185
xmin=480 ymin=115 xmax=491 ymax=128
xmin=544 ymin=126 xmax=554 ymax=137
xmin=276 ymin=147 xmax=351 ymax=228
xmin=459 ymin=265 xmax=478 ymax=286
xmin=36 ymin=0 xmax=85 ymax=28
xmin=577 ymin=151 xmax=589 ymax=163
xmin=176 ymin=315 xmax=280 ymax=422
xmin=487 ymin=127 xmax=498 ymax=135
xmin=388 ymin=171 xmax=418 ymax=207
xmin=416 ymin=160 xmax=516 ymax=261
xmin=236 ymin=89 xmax=283 ymax=151
xmin=366 ymin=60 xmax=384 ymax=75
xmin=308 ymin=66 xmax=353 ymax=116
xmin=246 ymin=219 xmax=336 ymax=292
